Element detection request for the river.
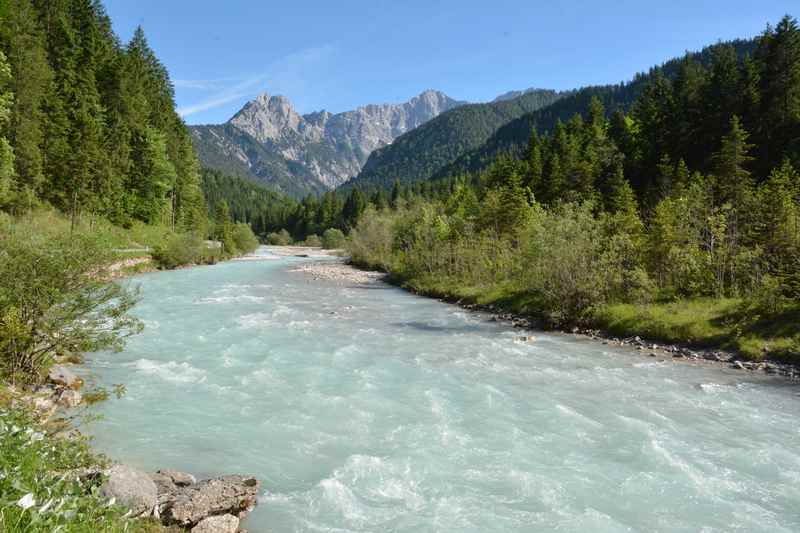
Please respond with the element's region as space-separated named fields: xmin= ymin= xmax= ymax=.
xmin=83 ymin=247 xmax=800 ymax=532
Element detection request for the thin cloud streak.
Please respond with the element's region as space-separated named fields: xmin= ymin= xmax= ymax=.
xmin=177 ymin=75 xmax=267 ymax=116
xmin=177 ymin=43 xmax=337 ymax=118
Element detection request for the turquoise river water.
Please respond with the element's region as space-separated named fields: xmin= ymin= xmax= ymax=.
xmin=82 ymin=248 xmax=800 ymax=532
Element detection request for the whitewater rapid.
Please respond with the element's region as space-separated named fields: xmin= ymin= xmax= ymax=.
xmin=83 ymin=248 xmax=800 ymax=532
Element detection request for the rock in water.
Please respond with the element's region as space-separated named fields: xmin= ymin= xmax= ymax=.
xmin=191 ymin=514 xmax=239 ymax=533
xmin=47 ymin=365 xmax=82 ymax=390
xmin=157 ymin=469 xmax=196 ymax=486
xmin=100 ymin=464 xmax=157 ymax=516
xmin=163 ymin=475 xmax=260 ymax=526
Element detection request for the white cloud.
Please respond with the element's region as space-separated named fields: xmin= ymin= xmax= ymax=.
xmin=176 ymin=43 xmax=337 ymax=119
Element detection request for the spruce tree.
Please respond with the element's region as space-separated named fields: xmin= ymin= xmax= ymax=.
xmin=713 ymin=115 xmax=754 ymax=209
xmin=756 ymin=15 xmax=800 ymax=171
xmin=0 ymin=50 xmax=14 ymax=206
xmin=525 ymin=129 xmax=543 ymax=193
xmin=0 ymin=0 xmax=50 ymax=199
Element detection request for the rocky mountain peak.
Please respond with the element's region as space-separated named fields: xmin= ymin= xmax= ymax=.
xmin=192 ymin=89 xmax=466 ymax=195
xmin=229 ymin=92 xmax=303 ymax=143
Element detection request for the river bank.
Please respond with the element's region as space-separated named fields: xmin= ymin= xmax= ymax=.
xmin=291 ymin=257 xmax=799 ymax=381
xmin=3 ymin=362 xmax=262 ymax=533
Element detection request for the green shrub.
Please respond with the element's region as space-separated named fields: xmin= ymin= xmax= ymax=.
xmin=231 ymin=223 xmax=259 ymax=255
xmin=321 ymin=228 xmax=346 ymax=249
xmin=302 ymin=234 xmax=322 ymax=247
xmin=151 ymin=232 xmax=205 ymax=269
xmin=0 ymin=222 xmax=142 ymax=384
xmin=266 ymin=229 xmax=292 ymax=246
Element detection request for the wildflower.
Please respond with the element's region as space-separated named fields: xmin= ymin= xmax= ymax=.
xmin=17 ymin=492 xmax=35 ymax=509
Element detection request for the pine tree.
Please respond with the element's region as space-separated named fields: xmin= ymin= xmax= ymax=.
xmin=214 ymin=200 xmax=235 ymax=254
xmin=0 ymin=50 xmax=14 ymax=206
xmin=0 ymin=0 xmax=50 ymax=200
xmin=756 ymin=15 xmax=800 ymax=171
xmin=670 ymin=54 xmax=708 ymax=168
xmin=525 ymin=129 xmax=543 ymax=192
xmin=390 ymin=179 xmax=402 ymax=209
xmin=371 ymin=188 xmax=388 ymax=210
xmin=703 ymin=45 xmax=742 ymax=153
xmin=342 ymin=188 xmax=367 ymax=230
xmin=713 ymin=115 xmax=754 ymax=209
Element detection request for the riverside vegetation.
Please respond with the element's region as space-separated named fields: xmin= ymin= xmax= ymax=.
xmin=345 ymin=17 xmax=800 ymax=363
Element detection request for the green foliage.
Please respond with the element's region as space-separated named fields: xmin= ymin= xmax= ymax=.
xmin=231 ymin=223 xmax=259 ymax=255
xmin=0 ymin=2 xmax=206 ymax=231
xmin=0 ymin=218 xmax=142 ymax=384
xmin=151 ymin=232 xmax=207 ymax=269
xmin=200 ymin=168 xmax=295 ymax=237
xmin=0 ymin=409 xmax=171 ymax=532
xmin=213 ymin=200 xmax=236 ymax=255
xmin=0 ymin=50 xmax=14 ymax=207
xmin=302 ymin=234 xmax=322 ymax=247
xmin=266 ymin=229 xmax=293 ymax=246
xmin=321 ymin=228 xmax=346 ymax=249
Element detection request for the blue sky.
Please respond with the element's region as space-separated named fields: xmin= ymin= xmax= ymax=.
xmin=103 ymin=0 xmax=798 ymax=125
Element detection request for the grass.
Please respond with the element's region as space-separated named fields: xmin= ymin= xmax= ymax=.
xmin=393 ymin=272 xmax=800 ymax=363
xmin=0 ymin=409 xmax=174 ymax=532
xmin=593 ymin=299 xmax=800 ymax=362
xmin=3 ymin=209 xmax=174 ymax=252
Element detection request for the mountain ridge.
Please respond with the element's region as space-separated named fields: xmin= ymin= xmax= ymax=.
xmin=339 ymin=89 xmax=566 ymax=191
xmin=190 ymin=90 xmax=465 ymax=196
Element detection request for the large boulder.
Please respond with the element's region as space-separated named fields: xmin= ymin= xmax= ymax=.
xmin=47 ymin=365 xmax=82 ymax=390
xmin=100 ymin=464 xmax=157 ymax=516
xmin=163 ymin=475 xmax=260 ymax=526
xmin=191 ymin=514 xmax=239 ymax=533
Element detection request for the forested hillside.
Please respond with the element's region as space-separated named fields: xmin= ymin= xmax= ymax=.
xmin=200 ymin=168 xmax=297 ymax=235
xmin=345 ymin=16 xmax=800 ymax=360
xmin=0 ymin=0 xmax=209 ymax=232
xmin=434 ymin=39 xmax=758 ymax=181
xmin=341 ymin=89 xmax=564 ymax=191
xmin=340 ymin=40 xmax=755 ymax=192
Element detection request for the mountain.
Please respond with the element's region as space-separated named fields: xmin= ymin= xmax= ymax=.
xmin=190 ymin=90 xmax=465 ymax=197
xmin=338 ymin=89 xmax=565 ymax=191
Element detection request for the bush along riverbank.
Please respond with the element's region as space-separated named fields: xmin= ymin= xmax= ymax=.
xmin=0 ymin=212 xmax=262 ymax=532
